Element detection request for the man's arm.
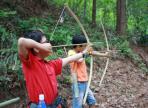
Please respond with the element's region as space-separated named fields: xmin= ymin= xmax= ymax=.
xmin=62 ymin=52 xmax=84 ymax=67
xmin=18 ymin=37 xmax=52 ymax=59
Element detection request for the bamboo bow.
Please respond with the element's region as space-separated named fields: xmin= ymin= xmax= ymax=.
xmin=51 ymin=4 xmax=110 ymax=106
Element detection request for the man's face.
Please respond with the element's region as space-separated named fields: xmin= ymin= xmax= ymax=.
xmin=34 ymin=36 xmax=52 ymax=58
xmin=41 ymin=36 xmax=47 ymax=43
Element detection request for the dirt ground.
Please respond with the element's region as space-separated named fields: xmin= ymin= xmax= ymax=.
xmin=92 ymin=59 xmax=148 ymax=108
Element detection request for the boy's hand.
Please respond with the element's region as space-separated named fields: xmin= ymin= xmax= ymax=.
xmin=88 ymin=47 xmax=93 ymax=55
xmin=82 ymin=45 xmax=93 ymax=55
xmin=105 ymin=51 xmax=110 ymax=56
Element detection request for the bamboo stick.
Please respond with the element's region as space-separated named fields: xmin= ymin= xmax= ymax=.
xmin=0 ymin=97 xmax=20 ymax=107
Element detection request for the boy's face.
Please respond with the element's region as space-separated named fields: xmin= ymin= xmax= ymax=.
xmin=75 ymin=44 xmax=87 ymax=52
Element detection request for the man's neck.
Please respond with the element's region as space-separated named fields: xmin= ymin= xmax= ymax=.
xmin=33 ymin=51 xmax=45 ymax=59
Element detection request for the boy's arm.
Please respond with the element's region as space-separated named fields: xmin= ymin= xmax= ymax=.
xmin=91 ymin=51 xmax=110 ymax=57
xmin=68 ymin=50 xmax=84 ymax=63
xmin=18 ymin=37 xmax=52 ymax=59
xmin=62 ymin=52 xmax=84 ymax=67
xmin=77 ymin=58 xmax=84 ymax=62
xmin=64 ymin=46 xmax=91 ymax=67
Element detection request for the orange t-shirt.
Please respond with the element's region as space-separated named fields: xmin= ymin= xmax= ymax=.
xmin=68 ymin=50 xmax=88 ymax=81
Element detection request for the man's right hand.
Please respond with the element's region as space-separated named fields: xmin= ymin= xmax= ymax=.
xmin=41 ymin=43 xmax=52 ymax=53
xmin=18 ymin=38 xmax=53 ymax=59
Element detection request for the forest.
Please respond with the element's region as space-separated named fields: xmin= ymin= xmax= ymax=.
xmin=0 ymin=0 xmax=147 ymax=108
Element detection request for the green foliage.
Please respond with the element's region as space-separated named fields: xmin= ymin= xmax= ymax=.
xmin=139 ymin=35 xmax=148 ymax=46
xmin=112 ymin=37 xmax=132 ymax=55
xmin=62 ymin=75 xmax=71 ymax=84
xmin=50 ymin=27 xmax=72 ymax=44
xmin=0 ymin=26 xmax=17 ymax=49
xmin=97 ymin=0 xmax=116 ymax=29
xmin=127 ymin=0 xmax=148 ymax=35
xmin=46 ymin=55 xmax=58 ymax=60
xmin=18 ymin=17 xmax=53 ymax=31
xmin=50 ymin=0 xmax=116 ymax=29
xmin=50 ymin=0 xmax=147 ymax=36
xmin=0 ymin=25 xmax=22 ymax=89
xmin=0 ymin=26 xmax=9 ymax=44
xmin=0 ymin=10 xmax=16 ymax=17
xmin=16 ymin=16 xmax=82 ymax=45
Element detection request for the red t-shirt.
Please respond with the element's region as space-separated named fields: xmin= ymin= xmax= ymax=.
xmin=19 ymin=51 xmax=62 ymax=104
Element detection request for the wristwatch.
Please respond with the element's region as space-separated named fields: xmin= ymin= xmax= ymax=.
xmin=82 ymin=53 xmax=89 ymax=58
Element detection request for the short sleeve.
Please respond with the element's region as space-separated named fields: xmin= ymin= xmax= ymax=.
xmin=68 ymin=50 xmax=76 ymax=56
xmin=19 ymin=50 xmax=35 ymax=65
xmin=49 ymin=58 xmax=62 ymax=76
xmin=68 ymin=50 xmax=77 ymax=72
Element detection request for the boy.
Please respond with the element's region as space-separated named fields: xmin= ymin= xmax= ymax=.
xmin=18 ymin=30 xmax=91 ymax=108
xmin=68 ymin=35 xmax=109 ymax=108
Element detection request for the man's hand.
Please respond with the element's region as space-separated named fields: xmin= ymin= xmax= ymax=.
xmin=18 ymin=38 xmax=53 ymax=59
xmin=41 ymin=43 xmax=52 ymax=53
xmin=38 ymin=43 xmax=53 ymax=56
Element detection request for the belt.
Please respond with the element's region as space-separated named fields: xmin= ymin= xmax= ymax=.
xmin=30 ymin=103 xmax=55 ymax=108
xmin=29 ymin=95 xmax=64 ymax=108
xmin=78 ymin=81 xmax=87 ymax=83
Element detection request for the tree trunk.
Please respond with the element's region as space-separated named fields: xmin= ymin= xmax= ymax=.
xmin=116 ymin=0 xmax=126 ymax=35
xmin=92 ymin=0 xmax=96 ymax=27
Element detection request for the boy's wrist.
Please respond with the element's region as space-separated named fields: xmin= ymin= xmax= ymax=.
xmin=82 ymin=52 xmax=89 ymax=58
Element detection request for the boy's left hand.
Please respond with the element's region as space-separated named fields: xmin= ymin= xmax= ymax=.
xmin=83 ymin=45 xmax=93 ymax=55
xmin=105 ymin=51 xmax=110 ymax=57
xmin=88 ymin=47 xmax=94 ymax=55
